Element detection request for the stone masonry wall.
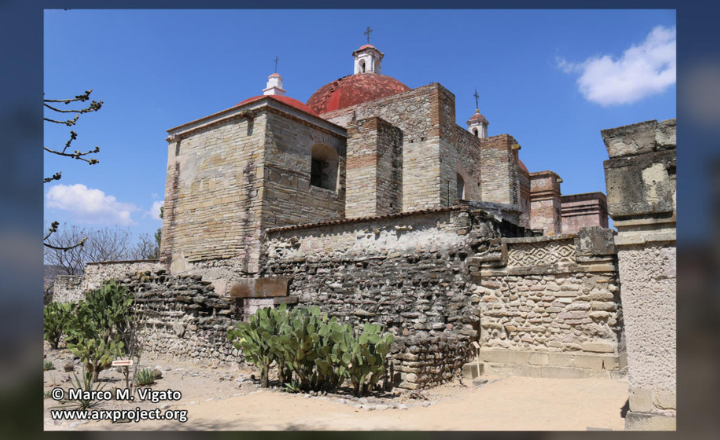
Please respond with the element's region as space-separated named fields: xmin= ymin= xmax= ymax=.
xmin=121 ymin=270 xmax=240 ymax=367
xmin=452 ymin=126 xmax=483 ymax=203
xmin=617 ymin=243 xmax=676 ymax=418
xmin=324 ymin=84 xmax=454 ymax=212
xmin=261 ymin=208 xmax=515 ymax=389
xmin=479 ymin=134 xmax=521 ymax=207
xmin=83 ymin=260 xmax=163 ymax=292
xmin=468 ymin=229 xmax=626 ymax=378
xmin=530 ymin=171 xmax=563 ymax=235
xmin=161 ymin=113 xmax=265 ymax=274
xmin=52 ymin=275 xmax=84 ymax=303
xmin=561 ymin=192 xmax=609 ymax=235
xmin=346 ymin=116 xmax=403 ymax=217
xmin=262 ymin=109 xmax=346 ymax=228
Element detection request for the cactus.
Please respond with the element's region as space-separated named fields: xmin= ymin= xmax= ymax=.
xmin=43 ymin=301 xmax=75 ymax=349
xmin=229 ymin=305 xmax=394 ymax=395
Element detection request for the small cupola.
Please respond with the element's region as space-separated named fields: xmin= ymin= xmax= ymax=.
xmin=353 ymin=45 xmax=384 ymax=74
xmin=467 ymin=89 xmax=489 ymax=138
xmin=263 ymin=73 xmax=286 ymax=96
xmin=467 ymin=110 xmax=489 ymax=138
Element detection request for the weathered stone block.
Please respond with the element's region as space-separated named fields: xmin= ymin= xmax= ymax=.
xmin=601 ymin=120 xmax=657 ymax=158
xmin=581 ymin=341 xmax=616 ymax=354
xmin=576 ymin=227 xmax=616 ymax=257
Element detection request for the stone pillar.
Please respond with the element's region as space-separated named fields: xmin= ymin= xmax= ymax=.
xmin=529 ymin=171 xmax=562 ymax=235
xmin=602 ymin=118 xmax=676 ymax=430
xmin=479 ymin=134 xmax=520 ymax=207
xmin=345 ymin=117 xmax=403 ymax=218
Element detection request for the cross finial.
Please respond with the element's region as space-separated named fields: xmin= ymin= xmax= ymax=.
xmin=274 ymin=56 xmax=279 ymax=73
xmin=473 ymin=88 xmax=480 ymax=111
xmin=364 ymin=26 xmax=373 ymax=44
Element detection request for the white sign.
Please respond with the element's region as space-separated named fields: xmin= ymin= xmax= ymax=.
xmin=111 ymin=359 xmax=134 ymax=366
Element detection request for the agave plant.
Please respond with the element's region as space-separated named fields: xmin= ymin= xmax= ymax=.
xmin=135 ymin=368 xmax=155 ymax=386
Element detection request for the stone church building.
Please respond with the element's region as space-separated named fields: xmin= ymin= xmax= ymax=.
xmin=52 ymin=41 xmax=676 ymax=430
xmin=160 ymin=43 xmax=607 ymax=287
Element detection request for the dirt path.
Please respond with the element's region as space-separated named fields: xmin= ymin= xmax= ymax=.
xmin=44 ymin=349 xmax=629 ymax=431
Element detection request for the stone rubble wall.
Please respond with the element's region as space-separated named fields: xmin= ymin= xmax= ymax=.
xmin=52 ymin=275 xmax=84 ymax=303
xmin=262 ymin=208 xmax=510 ymax=389
xmin=83 ymin=260 xmax=163 ymax=292
xmin=469 ymin=229 xmax=626 ymax=377
xmin=120 ymin=270 xmax=240 ymax=367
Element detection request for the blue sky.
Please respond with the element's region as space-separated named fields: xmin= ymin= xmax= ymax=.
xmin=44 ymin=9 xmax=676 ymax=239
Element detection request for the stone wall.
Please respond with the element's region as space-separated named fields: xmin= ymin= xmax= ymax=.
xmin=453 ymin=125 xmax=484 ymax=203
xmin=468 ymin=228 xmax=626 ymax=378
xmin=261 ymin=207 xmax=517 ymax=389
xmin=83 ymin=260 xmax=163 ymax=292
xmin=122 ymin=270 xmax=240 ymax=367
xmin=479 ymin=135 xmax=521 ymax=207
xmin=323 ymin=83 xmax=456 ymax=212
xmin=262 ymin=109 xmax=347 ymax=228
xmin=162 ymin=113 xmax=265 ymax=274
xmin=346 ymin=116 xmax=403 ymax=217
xmin=52 ymin=275 xmax=84 ymax=303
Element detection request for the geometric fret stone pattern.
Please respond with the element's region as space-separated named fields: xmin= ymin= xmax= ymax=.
xmin=507 ymin=240 xmax=576 ymax=267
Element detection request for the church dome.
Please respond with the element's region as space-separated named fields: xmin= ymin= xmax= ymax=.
xmin=307 ymin=73 xmax=411 ymax=115
xmin=237 ymin=95 xmax=318 ymax=116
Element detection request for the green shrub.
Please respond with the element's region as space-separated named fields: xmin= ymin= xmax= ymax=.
xmin=135 ymin=368 xmax=155 ymax=386
xmin=43 ymin=302 xmax=75 ymax=349
xmin=43 ymin=360 xmax=55 ymax=371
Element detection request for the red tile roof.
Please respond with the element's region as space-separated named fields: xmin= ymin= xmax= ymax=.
xmin=237 ymin=95 xmax=318 ymax=116
xmin=306 ymin=73 xmax=411 ymax=114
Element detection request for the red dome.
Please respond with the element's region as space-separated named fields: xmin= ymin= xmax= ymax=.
xmin=237 ymin=95 xmax=318 ymax=116
xmin=307 ymin=73 xmax=411 ymax=115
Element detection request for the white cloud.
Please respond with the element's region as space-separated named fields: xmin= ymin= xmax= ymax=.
xmin=558 ymin=26 xmax=676 ymax=106
xmin=45 ymin=184 xmax=138 ymax=226
xmin=144 ymin=200 xmax=164 ymax=221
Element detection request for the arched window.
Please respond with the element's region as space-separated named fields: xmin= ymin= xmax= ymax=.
xmin=472 ymin=128 xmax=479 ymax=138
xmin=457 ymin=173 xmax=465 ymax=200
xmin=310 ymin=144 xmax=339 ymax=191
xmin=359 ymin=60 xmax=366 ymax=73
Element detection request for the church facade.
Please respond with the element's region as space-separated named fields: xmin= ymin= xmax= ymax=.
xmin=159 ymin=43 xmax=607 ymax=285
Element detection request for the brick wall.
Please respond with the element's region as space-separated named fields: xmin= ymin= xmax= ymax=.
xmin=530 ymin=171 xmax=562 ymax=235
xmin=561 ymin=192 xmax=609 ymax=234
